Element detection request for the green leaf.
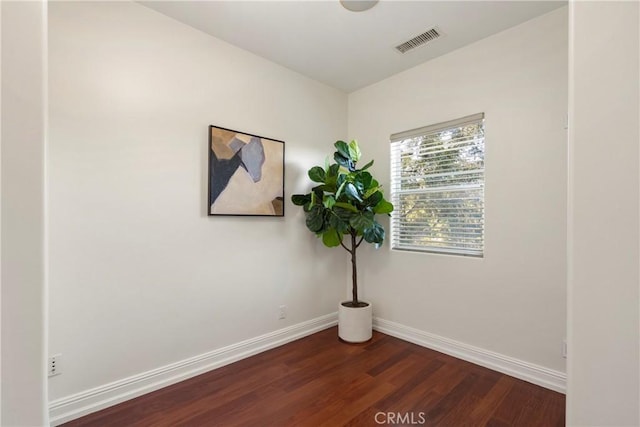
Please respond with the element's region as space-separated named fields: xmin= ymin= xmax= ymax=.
xmin=313 ymin=184 xmax=333 ymax=193
xmin=323 ymin=196 xmax=336 ymax=209
xmin=353 ymin=179 xmax=364 ymax=193
xmin=348 ymin=140 xmax=362 ymax=162
xmin=308 ymin=166 xmax=326 ymax=183
xmin=325 ymin=163 xmax=340 ymax=187
xmin=291 ymin=194 xmax=310 ymax=206
xmin=334 ymin=140 xmax=350 ymax=159
xmin=334 ymin=152 xmax=354 ymax=171
xmin=350 ymin=211 xmax=375 ymax=232
xmin=335 ymin=181 xmax=347 ymax=200
xmin=373 ymin=199 xmax=394 ymax=214
xmin=364 ymin=222 xmax=385 ymax=245
xmin=366 ymin=191 xmax=383 ymax=207
xmin=333 ymin=202 xmax=358 ymax=212
xmin=313 ymin=187 xmax=324 ymax=202
xmin=344 ymin=183 xmax=363 ymax=202
xmin=357 ymin=171 xmax=373 ymax=190
xmin=305 ymin=205 xmax=325 ymax=232
xmin=327 ymin=163 xmax=340 ymax=178
xmin=333 ymin=206 xmax=356 ymax=221
xmin=328 ymin=211 xmax=350 ymax=233
xmin=322 ymin=228 xmax=342 ymax=247
xmin=363 ymin=186 xmax=380 ymax=199
xmin=360 ymin=159 xmax=374 ymax=170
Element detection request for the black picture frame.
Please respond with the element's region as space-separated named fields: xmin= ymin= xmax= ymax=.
xmin=208 ymin=125 xmax=285 ymax=217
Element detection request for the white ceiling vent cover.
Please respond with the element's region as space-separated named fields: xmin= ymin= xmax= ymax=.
xmin=395 ymin=28 xmax=441 ymax=54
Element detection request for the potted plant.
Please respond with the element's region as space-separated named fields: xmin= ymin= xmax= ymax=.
xmin=291 ymin=140 xmax=393 ymax=342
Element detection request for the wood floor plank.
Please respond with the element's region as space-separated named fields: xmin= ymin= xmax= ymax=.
xmin=468 ymin=375 xmax=518 ymax=426
xmin=343 ymin=406 xmax=385 ymax=427
xmin=489 ymin=380 xmax=546 ymax=426
xmin=318 ymin=385 xmax=396 ymax=427
xmin=425 ymin=372 xmax=481 ymax=424
xmin=63 ymin=327 xmax=565 ymax=427
xmin=375 ymin=358 xmax=446 ymax=413
xmin=435 ymin=372 xmax=502 ymax=426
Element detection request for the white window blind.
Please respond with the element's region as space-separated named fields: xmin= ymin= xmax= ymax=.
xmin=390 ymin=113 xmax=485 ymax=257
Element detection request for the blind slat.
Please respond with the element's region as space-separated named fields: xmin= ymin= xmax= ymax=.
xmin=393 ymin=222 xmax=484 ymax=228
xmin=395 ymin=168 xmax=484 ymax=180
xmin=394 ymin=139 xmax=484 ymax=158
xmin=393 ymin=225 xmax=483 ymax=233
xmin=394 ymin=142 xmax=484 ymax=159
xmin=395 ymin=189 xmax=484 ymax=197
xmin=393 ymin=245 xmax=484 ymax=253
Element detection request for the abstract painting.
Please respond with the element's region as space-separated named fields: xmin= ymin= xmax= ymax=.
xmin=208 ymin=125 xmax=284 ymax=216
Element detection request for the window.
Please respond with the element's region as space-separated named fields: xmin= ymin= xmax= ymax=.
xmin=390 ymin=113 xmax=485 ymax=257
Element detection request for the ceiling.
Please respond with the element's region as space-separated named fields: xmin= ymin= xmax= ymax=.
xmin=140 ymin=1 xmax=566 ymax=93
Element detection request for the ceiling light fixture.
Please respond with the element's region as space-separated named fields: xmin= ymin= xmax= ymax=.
xmin=340 ymin=0 xmax=379 ymax=12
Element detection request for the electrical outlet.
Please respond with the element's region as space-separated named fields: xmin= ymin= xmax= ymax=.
xmin=278 ymin=305 xmax=287 ymax=320
xmin=562 ymin=339 xmax=567 ymax=358
xmin=48 ymin=354 xmax=62 ymax=377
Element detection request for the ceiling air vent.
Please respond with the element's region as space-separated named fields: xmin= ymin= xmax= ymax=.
xmin=395 ymin=28 xmax=441 ymax=54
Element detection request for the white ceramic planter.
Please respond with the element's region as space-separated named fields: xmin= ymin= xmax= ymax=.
xmin=338 ymin=301 xmax=373 ymax=343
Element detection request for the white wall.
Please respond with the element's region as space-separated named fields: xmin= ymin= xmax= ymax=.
xmin=1 ymin=1 xmax=49 ymax=425
xmin=48 ymin=0 xmax=347 ymax=404
xmin=567 ymin=1 xmax=640 ymax=425
xmin=348 ymin=8 xmax=568 ymax=374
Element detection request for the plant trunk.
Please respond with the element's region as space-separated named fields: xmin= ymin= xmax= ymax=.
xmin=351 ymin=232 xmax=358 ymax=305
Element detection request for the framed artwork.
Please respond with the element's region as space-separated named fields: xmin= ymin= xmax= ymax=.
xmin=208 ymin=125 xmax=285 ymax=216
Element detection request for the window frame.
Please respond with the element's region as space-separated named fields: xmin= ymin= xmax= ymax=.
xmin=389 ymin=113 xmax=485 ymax=257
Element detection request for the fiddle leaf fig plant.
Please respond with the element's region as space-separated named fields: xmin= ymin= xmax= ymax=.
xmin=291 ymin=140 xmax=393 ymax=307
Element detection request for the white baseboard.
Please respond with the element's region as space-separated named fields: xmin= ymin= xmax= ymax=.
xmin=49 ymin=312 xmax=338 ymax=426
xmin=373 ymin=317 xmax=566 ymax=394
xmin=49 ymin=313 xmax=565 ymax=425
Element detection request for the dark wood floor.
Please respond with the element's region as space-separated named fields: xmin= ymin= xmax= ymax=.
xmin=64 ymin=327 xmax=565 ymax=426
